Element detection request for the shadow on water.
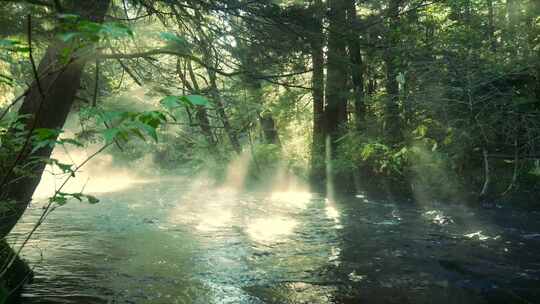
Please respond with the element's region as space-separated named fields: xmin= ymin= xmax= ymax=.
xmin=6 ymin=175 xmax=540 ymax=304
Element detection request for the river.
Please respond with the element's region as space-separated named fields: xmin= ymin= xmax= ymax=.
xmin=8 ymin=177 xmax=540 ymax=303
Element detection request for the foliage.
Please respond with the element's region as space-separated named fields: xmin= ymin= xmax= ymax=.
xmin=0 ymin=0 xmax=538 ymax=251
xmin=336 ymin=131 xmax=408 ymax=176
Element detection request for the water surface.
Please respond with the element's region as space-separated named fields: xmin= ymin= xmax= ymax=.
xmin=9 ymin=177 xmax=540 ymax=303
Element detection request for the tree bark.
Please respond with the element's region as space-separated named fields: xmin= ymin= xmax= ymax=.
xmin=185 ymin=61 xmax=216 ymax=150
xmin=259 ymin=112 xmax=280 ymax=146
xmin=530 ymin=0 xmax=540 ymax=107
xmin=325 ymin=0 xmax=349 ymax=148
xmin=505 ymin=0 xmax=519 ymax=56
xmin=325 ymin=0 xmax=351 ymax=192
xmin=208 ymin=69 xmax=242 ymax=154
xmin=383 ymin=0 xmax=403 ymax=144
xmin=249 ymin=83 xmax=280 ymax=146
xmin=479 ymin=148 xmax=491 ymax=202
xmin=0 ymin=0 xmax=111 ymax=239
xmin=309 ymin=0 xmax=326 ymax=189
xmin=346 ymin=0 xmax=365 ymax=130
xmin=486 ymin=0 xmax=497 ymax=52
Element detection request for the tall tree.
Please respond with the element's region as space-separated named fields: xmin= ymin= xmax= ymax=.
xmin=383 ymin=0 xmax=403 ymax=144
xmin=325 ymin=0 xmax=351 ymax=191
xmin=178 ymin=59 xmax=217 ymax=151
xmin=309 ymin=0 xmax=326 ymax=188
xmin=325 ymin=0 xmax=349 ymax=149
xmin=0 ymin=0 xmax=111 ymax=238
xmin=346 ymin=0 xmax=365 ymax=130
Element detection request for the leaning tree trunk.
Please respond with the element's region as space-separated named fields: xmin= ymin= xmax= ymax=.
xmin=0 ymin=0 xmax=111 ymax=239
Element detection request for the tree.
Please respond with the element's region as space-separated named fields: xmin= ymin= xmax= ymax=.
xmin=0 ymin=0 xmax=111 ymax=239
xmin=383 ymin=0 xmax=403 ymax=144
xmin=309 ymin=0 xmax=326 ymax=189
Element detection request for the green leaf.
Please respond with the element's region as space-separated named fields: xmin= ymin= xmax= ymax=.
xmin=102 ymin=128 xmax=120 ymax=143
xmin=50 ymin=195 xmax=67 ymax=205
xmin=57 ymin=162 xmax=73 ymax=173
xmin=137 ymin=122 xmax=158 ymax=142
xmin=78 ymin=21 xmax=102 ymax=34
xmin=60 ymin=46 xmax=74 ymax=64
xmin=57 ymin=13 xmax=80 ymax=21
xmin=86 ymin=195 xmax=99 ymax=204
xmin=160 ymin=95 xmax=183 ymax=109
xmin=159 ymin=32 xmax=188 ymax=45
xmin=60 ymin=138 xmax=84 ymax=147
xmin=0 ymin=39 xmax=29 ymax=52
xmin=0 ymin=74 xmax=13 ymax=86
xmin=34 ymin=128 xmax=61 ymax=140
xmin=69 ymin=192 xmax=83 ymax=201
xmin=100 ymin=22 xmax=134 ymax=39
xmin=181 ymin=95 xmax=209 ymax=106
xmin=129 ymin=128 xmax=147 ymax=141
xmin=98 ymin=111 xmax=126 ymax=124
xmin=0 ymin=39 xmax=19 ymax=48
xmin=58 ymin=32 xmax=79 ymax=42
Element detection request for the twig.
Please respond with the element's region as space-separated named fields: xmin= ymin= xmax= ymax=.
xmin=27 ymin=16 xmax=44 ymax=100
xmin=115 ymin=58 xmax=142 ymax=86
xmin=92 ymin=59 xmax=99 ymax=107
xmin=0 ymin=91 xmax=28 ymax=121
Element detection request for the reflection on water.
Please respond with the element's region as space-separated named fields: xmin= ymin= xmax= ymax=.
xmin=270 ymin=191 xmax=312 ymax=210
xmin=246 ymin=217 xmax=298 ymax=244
xmin=195 ymin=209 xmax=233 ymax=232
xmin=463 ymin=230 xmax=499 ymax=241
xmin=8 ymin=177 xmax=540 ymax=304
xmin=324 ymin=200 xmax=343 ymax=230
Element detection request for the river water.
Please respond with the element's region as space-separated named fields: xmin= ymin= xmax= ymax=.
xmin=8 ymin=177 xmax=540 ymax=303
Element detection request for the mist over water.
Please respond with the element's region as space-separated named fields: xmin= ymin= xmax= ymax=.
xmin=8 ymin=127 xmax=539 ymax=304
xmin=33 ymin=145 xmax=151 ymax=198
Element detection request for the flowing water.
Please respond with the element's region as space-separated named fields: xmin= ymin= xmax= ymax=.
xmin=8 ymin=177 xmax=540 ymax=304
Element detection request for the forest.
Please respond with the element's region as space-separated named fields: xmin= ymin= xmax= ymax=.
xmin=0 ymin=0 xmax=539 ymax=303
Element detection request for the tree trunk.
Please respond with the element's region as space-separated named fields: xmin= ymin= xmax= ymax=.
xmin=486 ymin=0 xmax=497 ymax=52
xmin=309 ymin=0 xmax=326 ymax=189
xmin=346 ymin=0 xmax=365 ymax=130
xmin=208 ymin=69 xmax=242 ymax=154
xmin=325 ymin=0 xmax=351 ymax=192
xmin=239 ymin=55 xmax=281 ymax=147
xmin=479 ymin=148 xmax=491 ymax=202
xmin=250 ymin=84 xmax=280 ymax=146
xmin=259 ymin=113 xmax=280 ymax=146
xmin=506 ymin=0 xmax=519 ymax=28
xmin=383 ymin=0 xmax=403 ymax=144
xmin=325 ymin=0 xmax=349 ymax=148
xmin=505 ymin=0 xmax=519 ymax=56
xmin=530 ymin=0 xmax=540 ymax=107
xmin=185 ymin=61 xmax=216 ymax=150
xmin=0 ymin=0 xmax=111 ymax=239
